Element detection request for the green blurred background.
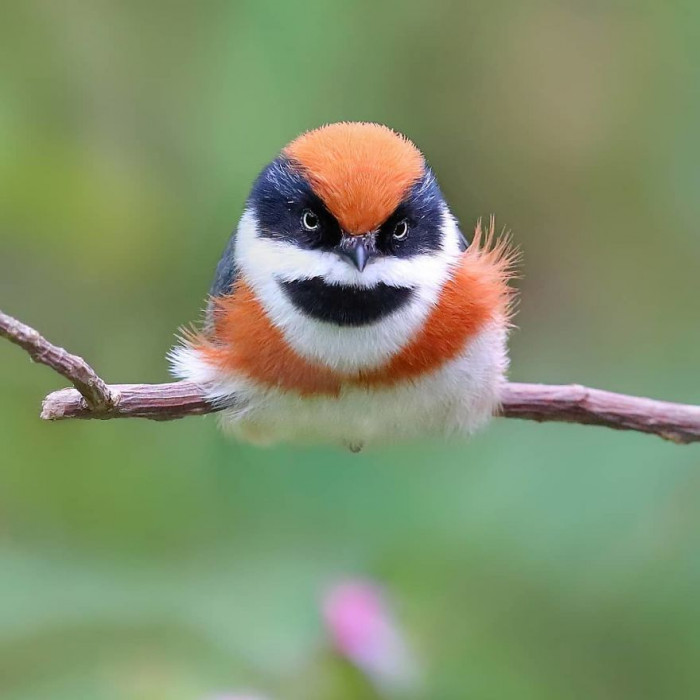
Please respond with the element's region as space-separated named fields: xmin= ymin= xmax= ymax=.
xmin=1 ymin=2 xmax=699 ymax=698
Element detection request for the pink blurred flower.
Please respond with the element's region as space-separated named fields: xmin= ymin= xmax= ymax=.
xmin=323 ymin=579 xmax=418 ymax=692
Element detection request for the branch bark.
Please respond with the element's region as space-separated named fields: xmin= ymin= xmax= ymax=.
xmin=2 ymin=308 xmax=699 ymax=444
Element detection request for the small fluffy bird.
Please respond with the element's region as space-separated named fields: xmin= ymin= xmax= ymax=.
xmin=171 ymin=122 xmax=515 ymax=449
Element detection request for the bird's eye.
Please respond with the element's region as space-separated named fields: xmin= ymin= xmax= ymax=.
xmin=393 ymin=220 xmax=409 ymax=241
xmin=301 ymin=210 xmax=320 ymax=231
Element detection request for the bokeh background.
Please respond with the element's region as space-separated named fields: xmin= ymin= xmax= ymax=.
xmin=2 ymin=2 xmax=699 ymax=698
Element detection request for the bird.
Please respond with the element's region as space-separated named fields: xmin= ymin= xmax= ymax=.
xmin=170 ymin=122 xmax=515 ymax=450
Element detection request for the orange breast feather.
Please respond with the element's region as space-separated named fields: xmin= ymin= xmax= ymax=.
xmin=194 ymin=226 xmax=514 ymax=395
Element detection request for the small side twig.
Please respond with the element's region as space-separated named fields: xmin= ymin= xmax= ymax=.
xmin=0 ymin=309 xmax=115 ymax=412
xmin=2 ymin=307 xmax=700 ymax=444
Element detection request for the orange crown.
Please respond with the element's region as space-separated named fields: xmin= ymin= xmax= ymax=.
xmin=284 ymin=122 xmax=425 ymax=235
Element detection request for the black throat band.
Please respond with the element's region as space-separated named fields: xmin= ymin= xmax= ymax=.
xmin=279 ymin=277 xmax=414 ymax=327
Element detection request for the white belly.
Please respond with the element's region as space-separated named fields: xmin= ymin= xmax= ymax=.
xmin=186 ymin=323 xmax=508 ymax=448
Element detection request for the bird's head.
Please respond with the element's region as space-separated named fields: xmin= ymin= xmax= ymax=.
xmin=229 ymin=122 xmax=466 ymax=327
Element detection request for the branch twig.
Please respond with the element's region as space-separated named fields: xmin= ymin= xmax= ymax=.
xmin=0 ymin=310 xmax=115 ymax=412
xmin=2 ymin=308 xmax=699 ymax=444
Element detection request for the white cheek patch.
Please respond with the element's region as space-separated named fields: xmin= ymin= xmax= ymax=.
xmin=236 ymin=210 xmax=459 ymax=292
xmin=233 ymin=209 xmax=463 ymax=372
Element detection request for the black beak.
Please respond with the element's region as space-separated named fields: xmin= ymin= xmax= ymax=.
xmin=338 ymin=234 xmax=374 ymax=272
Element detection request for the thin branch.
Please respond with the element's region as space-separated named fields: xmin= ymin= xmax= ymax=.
xmin=40 ymin=382 xmax=214 ymax=421
xmin=2 ymin=308 xmax=699 ymax=443
xmin=499 ymin=383 xmax=700 ymax=445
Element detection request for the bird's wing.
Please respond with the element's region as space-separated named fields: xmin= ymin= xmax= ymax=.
xmin=205 ymin=228 xmax=238 ymax=332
